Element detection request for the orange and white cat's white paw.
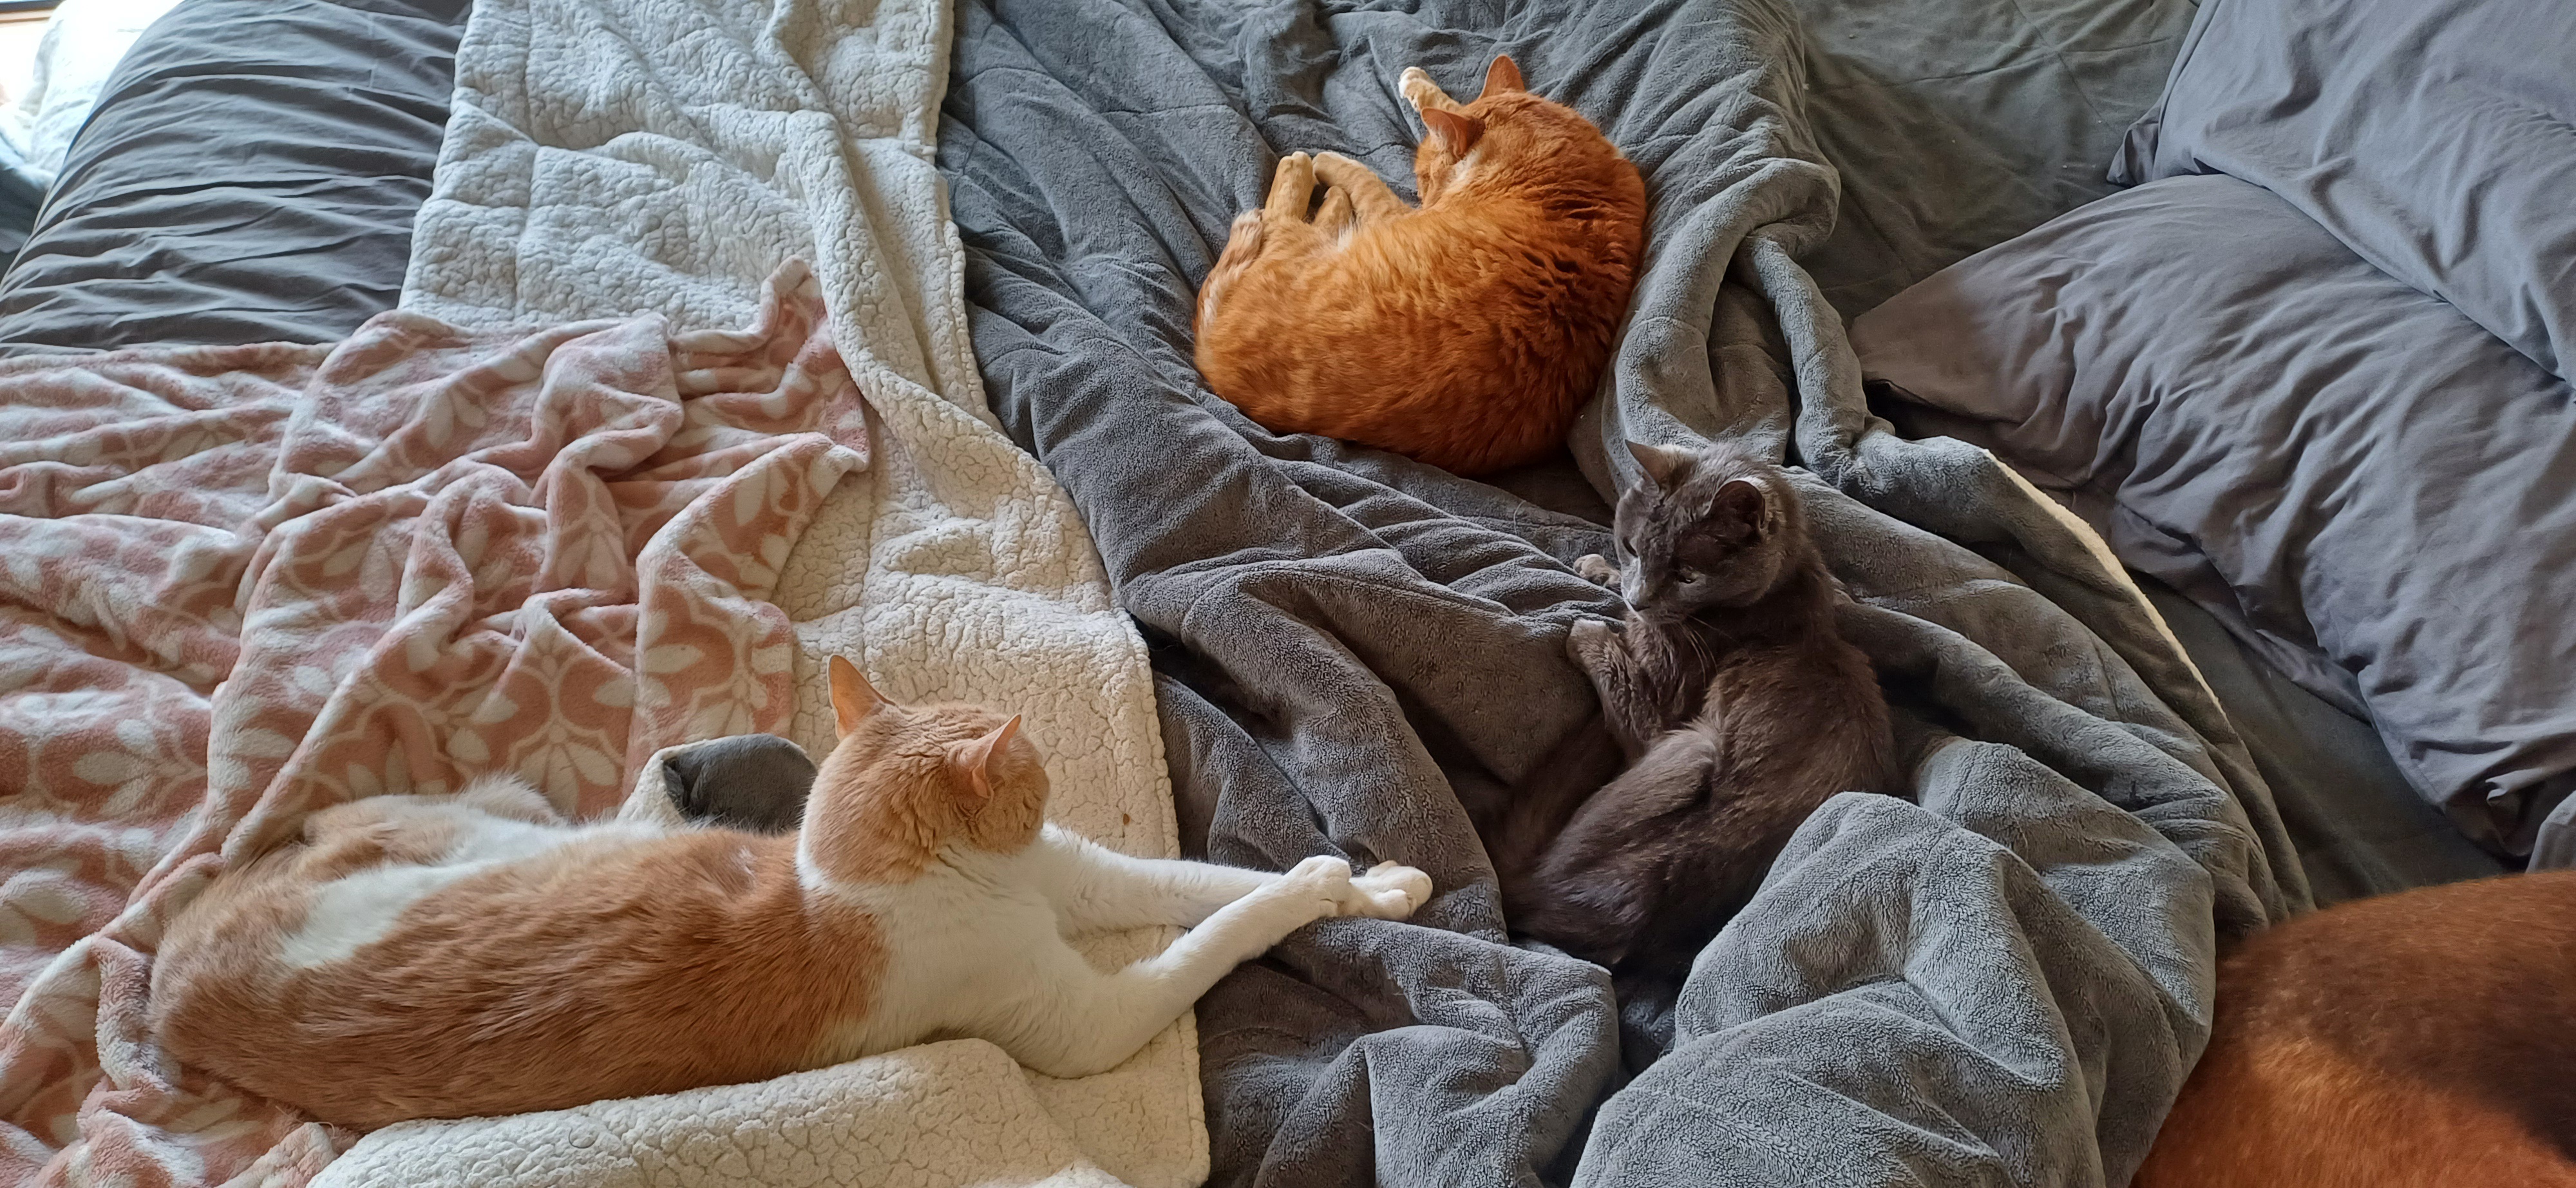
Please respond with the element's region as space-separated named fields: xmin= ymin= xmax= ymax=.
xmin=1349 ymin=861 xmax=1433 ymax=919
xmin=1574 ymin=553 xmax=1618 ymax=585
xmin=1271 ymin=854 xmax=1359 ymax=917
xmin=1399 ymin=66 xmax=1455 ymax=113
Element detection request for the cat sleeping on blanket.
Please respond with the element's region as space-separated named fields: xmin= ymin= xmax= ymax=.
xmin=1193 ymin=55 xmax=1647 ymax=477
xmin=151 ymin=656 xmax=1432 ymax=1129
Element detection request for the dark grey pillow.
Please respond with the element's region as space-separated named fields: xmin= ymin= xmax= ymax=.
xmin=0 ymin=0 xmax=469 ymax=354
xmin=2108 ymin=0 xmax=2576 ymax=382
xmin=1851 ymin=174 xmax=2576 ymax=858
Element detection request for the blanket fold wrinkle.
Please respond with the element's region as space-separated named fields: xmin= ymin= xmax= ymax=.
xmin=936 ymin=0 xmax=2304 ymax=1183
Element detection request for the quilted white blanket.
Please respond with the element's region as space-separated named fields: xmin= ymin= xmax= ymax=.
xmin=346 ymin=0 xmax=1202 ymax=1183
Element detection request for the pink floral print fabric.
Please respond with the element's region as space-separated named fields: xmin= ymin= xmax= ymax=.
xmin=0 ymin=263 xmax=869 ymax=1185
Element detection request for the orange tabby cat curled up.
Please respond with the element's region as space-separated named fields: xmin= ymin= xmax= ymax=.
xmin=1193 ymin=56 xmax=1647 ymax=476
xmin=2135 ymin=870 xmax=2576 ymax=1187
xmin=151 ymin=658 xmax=1432 ymax=1128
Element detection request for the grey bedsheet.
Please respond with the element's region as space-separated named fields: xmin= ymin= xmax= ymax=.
xmin=0 ymin=0 xmax=466 ymax=354
xmin=938 ymin=0 xmax=2299 ymax=1183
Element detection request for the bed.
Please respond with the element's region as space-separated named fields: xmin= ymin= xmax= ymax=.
xmin=0 ymin=0 xmax=2547 ymax=1183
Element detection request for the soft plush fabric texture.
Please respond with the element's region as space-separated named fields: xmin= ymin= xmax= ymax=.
xmin=0 ymin=0 xmax=466 ymax=354
xmin=387 ymin=0 xmax=1204 ymax=1182
xmin=2109 ymin=0 xmax=2576 ymax=382
xmin=942 ymin=0 xmax=2300 ymax=1183
xmin=2137 ymin=582 xmax=2501 ymax=905
xmin=1853 ymin=173 xmax=2576 ymax=859
xmin=1790 ymin=0 xmax=2195 ymax=316
xmin=0 ymin=265 xmax=918 ymax=1185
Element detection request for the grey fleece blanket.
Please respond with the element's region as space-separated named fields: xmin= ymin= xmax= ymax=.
xmin=936 ymin=0 xmax=2306 ymax=1182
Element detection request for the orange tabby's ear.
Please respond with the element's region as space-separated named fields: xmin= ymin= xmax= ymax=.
xmin=1422 ymin=108 xmax=1484 ymax=155
xmin=1479 ymin=55 xmax=1525 ymax=99
xmin=947 ymin=715 xmax=1023 ymax=812
xmin=829 ymin=656 xmax=889 ymax=737
xmin=1627 ymin=440 xmax=1694 ymax=487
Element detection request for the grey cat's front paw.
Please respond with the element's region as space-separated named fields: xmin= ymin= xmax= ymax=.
xmin=1566 ymin=616 xmax=1622 ymax=670
xmin=1574 ymin=553 xmax=1618 ymax=585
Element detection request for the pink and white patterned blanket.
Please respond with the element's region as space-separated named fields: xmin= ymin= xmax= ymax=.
xmin=0 ymin=265 xmax=869 ymax=1186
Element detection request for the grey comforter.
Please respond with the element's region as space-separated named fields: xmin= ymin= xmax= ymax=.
xmin=936 ymin=0 xmax=2304 ymax=1182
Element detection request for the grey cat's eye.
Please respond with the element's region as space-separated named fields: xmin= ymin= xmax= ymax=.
xmin=1677 ymin=569 xmax=1703 ymax=584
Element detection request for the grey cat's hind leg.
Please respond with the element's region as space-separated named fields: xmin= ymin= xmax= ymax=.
xmin=662 ymin=734 xmax=817 ymax=834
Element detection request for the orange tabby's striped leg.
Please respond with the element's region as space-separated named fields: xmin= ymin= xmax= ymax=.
xmin=1262 ymin=151 xmax=1316 ymax=223
xmin=1313 ymin=187 xmax=1356 ymax=239
xmin=1312 ymin=152 xmax=1408 ymax=222
xmin=1197 ymin=211 xmax=1263 ymax=332
xmin=1399 ymin=66 xmax=1464 ymax=115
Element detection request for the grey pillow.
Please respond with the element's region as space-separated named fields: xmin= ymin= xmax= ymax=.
xmin=1851 ymin=173 xmax=2576 ymax=858
xmin=2108 ymin=0 xmax=2576 ymax=383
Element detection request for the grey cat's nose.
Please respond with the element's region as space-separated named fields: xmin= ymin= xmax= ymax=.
xmin=661 ymin=734 xmax=817 ymax=834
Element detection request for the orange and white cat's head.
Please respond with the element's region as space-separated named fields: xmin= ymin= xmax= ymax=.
xmin=797 ymin=656 xmax=1051 ymax=887
xmin=1405 ymin=55 xmax=1626 ymax=206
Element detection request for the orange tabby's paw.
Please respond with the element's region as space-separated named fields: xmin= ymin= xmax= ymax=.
xmin=1574 ymin=553 xmax=1618 ymax=585
xmin=1314 ymin=186 xmax=1355 ymax=236
xmin=1263 ymin=151 xmax=1316 ymax=222
xmin=1399 ymin=66 xmax=1455 ymax=114
xmin=1217 ymin=209 xmax=1264 ymax=262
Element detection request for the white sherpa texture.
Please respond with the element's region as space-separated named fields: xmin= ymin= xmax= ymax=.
xmin=336 ymin=0 xmax=1202 ymax=1184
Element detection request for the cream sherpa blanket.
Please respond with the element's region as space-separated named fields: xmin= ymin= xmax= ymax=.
xmin=337 ymin=0 xmax=1200 ymax=1183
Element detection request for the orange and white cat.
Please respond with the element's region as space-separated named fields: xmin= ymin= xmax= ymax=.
xmin=1192 ymin=55 xmax=1647 ymax=477
xmin=150 ymin=656 xmax=1433 ymax=1129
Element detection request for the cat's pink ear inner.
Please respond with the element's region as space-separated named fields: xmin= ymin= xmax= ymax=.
xmin=1423 ymin=108 xmax=1484 ymax=155
xmin=1479 ymin=55 xmax=1526 ymax=99
xmin=949 ymin=715 xmax=1023 ymax=810
xmin=1627 ymin=440 xmax=1692 ymax=486
xmin=829 ymin=656 xmax=888 ymax=738
xmin=1712 ymin=478 xmax=1770 ymax=541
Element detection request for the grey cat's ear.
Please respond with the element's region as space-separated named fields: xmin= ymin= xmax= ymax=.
xmin=1626 ymin=440 xmax=1694 ymax=487
xmin=1710 ymin=477 xmax=1771 ymax=542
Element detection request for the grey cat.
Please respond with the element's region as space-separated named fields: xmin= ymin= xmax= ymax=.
xmin=1498 ymin=439 xmax=1900 ymax=990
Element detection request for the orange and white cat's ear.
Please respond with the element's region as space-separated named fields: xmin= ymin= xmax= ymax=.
xmin=1421 ymin=108 xmax=1485 ymax=156
xmin=1627 ymin=440 xmax=1694 ymax=487
xmin=829 ymin=656 xmax=889 ymax=738
xmin=947 ymin=715 xmax=1023 ymax=812
xmin=1478 ymin=55 xmax=1526 ymax=100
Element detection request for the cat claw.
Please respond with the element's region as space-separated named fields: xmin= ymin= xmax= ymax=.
xmin=1574 ymin=553 xmax=1618 ymax=584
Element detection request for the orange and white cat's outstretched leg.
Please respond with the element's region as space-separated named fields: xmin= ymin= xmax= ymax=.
xmin=1018 ymin=823 xmax=1429 ymax=934
xmin=985 ymin=854 xmax=1428 ymax=1078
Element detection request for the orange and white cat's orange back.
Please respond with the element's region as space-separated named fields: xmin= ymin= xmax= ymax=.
xmin=151 ymin=657 xmax=1432 ymax=1128
xmin=1193 ymin=56 xmax=1646 ymax=476
xmin=2136 ymin=871 xmax=2576 ymax=1188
